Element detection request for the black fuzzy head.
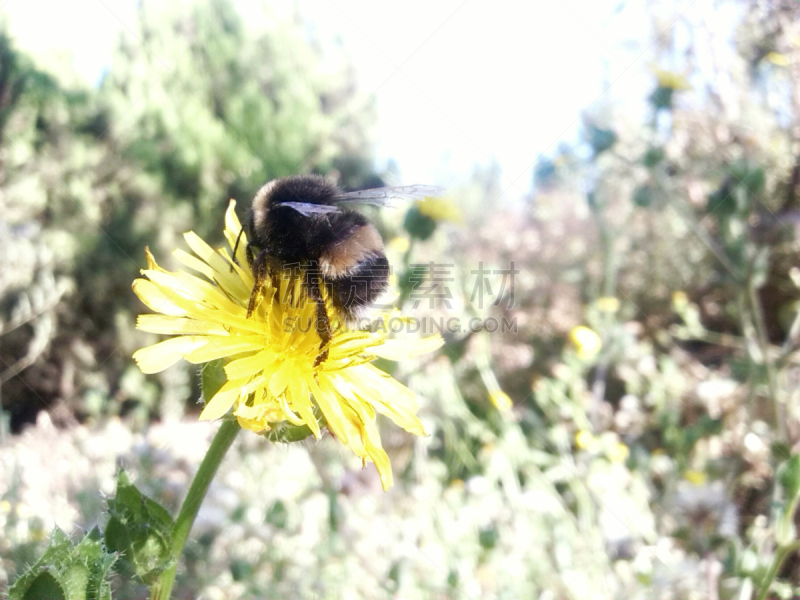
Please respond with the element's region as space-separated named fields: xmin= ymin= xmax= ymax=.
xmin=256 ymin=175 xmax=339 ymax=210
xmin=247 ymin=175 xmax=369 ymax=263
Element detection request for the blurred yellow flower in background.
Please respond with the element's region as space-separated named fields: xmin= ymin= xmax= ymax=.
xmin=575 ymin=429 xmax=595 ymax=451
xmin=387 ymin=235 xmax=411 ymax=254
xmin=570 ymin=325 xmax=602 ymax=359
xmin=132 ymin=200 xmax=443 ymax=490
xmin=607 ymin=442 xmax=630 ymax=463
xmin=650 ymin=66 xmax=691 ymax=90
xmin=672 ymin=290 xmax=689 ymax=310
xmin=596 ymin=296 xmax=620 ymax=313
xmin=477 ymin=352 xmax=513 ymax=413
xmin=683 ymin=470 xmax=708 ymax=486
xmin=415 ymin=195 xmax=463 ymax=224
xmin=488 ymin=390 xmax=513 ymax=412
xmin=766 ymin=52 xmax=789 ymax=66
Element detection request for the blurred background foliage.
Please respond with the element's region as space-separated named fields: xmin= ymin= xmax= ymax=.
xmin=3 ymin=0 xmax=800 ymax=598
xmin=0 ymin=0 xmax=379 ymax=429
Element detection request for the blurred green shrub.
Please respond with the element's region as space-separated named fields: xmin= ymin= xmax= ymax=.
xmin=0 ymin=1 xmax=379 ymax=430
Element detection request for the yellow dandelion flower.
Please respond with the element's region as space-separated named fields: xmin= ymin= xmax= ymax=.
xmin=478 ymin=361 xmax=512 ymax=413
xmin=607 ymin=442 xmax=630 ymax=463
xmin=132 ymin=200 xmax=443 ymax=491
xmin=650 ymin=66 xmax=691 ymax=91
xmin=766 ymin=52 xmax=790 ymax=66
xmin=415 ymin=196 xmax=463 ymax=224
xmin=575 ymin=429 xmax=595 ymax=451
xmin=672 ymin=290 xmax=689 ymax=310
xmin=387 ymin=235 xmax=411 ymax=254
xmin=596 ymin=296 xmax=620 ymax=313
xmin=683 ymin=470 xmax=708 ymax=486
xmin=488 ymin=390 xmax=513 ymax=412
xmin=569 ymin=325 xmax=602 ymax=359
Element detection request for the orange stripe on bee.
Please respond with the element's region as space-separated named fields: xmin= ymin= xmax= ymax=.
xmin=320 ymin=224 xmax=384 ymax=277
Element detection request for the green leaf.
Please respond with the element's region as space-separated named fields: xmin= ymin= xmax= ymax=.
xmin=776 ymin=455 xmax=800 ymax=546
xmin=534 ymin=158 xmax=558 ymax=186
xmin=263 ymin=421 xmax=316 ymax=443
xmin=19 ymin=572 xmax=66 ymax=600
xmin=9 ymin=529 xmax=116 ymax=600
xmin=649 ymin=86 xmax=674 ymax=110
xmin=633 ymin=185 xmax=655 ymax=208
xmin=328 ymin=489 xmax=343 ymax=533
xmin=587 ymin=125 xmax=617 ymax=156
xmin=105 ymin=470 xmax=176 ymax=584
xmin=642 ymin=147 xmax=665 ymax=168
xmin=201 ymin=359 xmax=227 ymax=404
xmin=778 ymin=455 xmax=800 ymax=505
xmin=479 ymin=526 xmax=499 ymax=550
xmin=403 ymin=206 xmax=437 ymax=241
xmin=266 ymin=500 xmax=289 ymax=529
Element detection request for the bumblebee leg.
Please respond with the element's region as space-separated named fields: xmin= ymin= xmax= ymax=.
xmin=306 ymin=277 xmax=332 ymax=367
xmin=247 ymin=250 xmax=269 ymax=318
xmin=263 ymin=254 xmax=285 ymax=304
xmin=245 ymin=242 xmax=262 ymax=267
xmin=230 ymin=228 xmax=246 ymax=271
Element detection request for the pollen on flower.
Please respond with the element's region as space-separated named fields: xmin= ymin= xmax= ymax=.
xmin=132 ymin=200 xmax=443 ymax=491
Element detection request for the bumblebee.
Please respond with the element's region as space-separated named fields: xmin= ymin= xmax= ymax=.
xmin=236 ymin=175 xmax=441 ymax=364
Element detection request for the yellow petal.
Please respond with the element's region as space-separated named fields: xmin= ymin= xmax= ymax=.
xmin=132 ymin=279 xmax=186 ymax=317
xmin=172 ymin=248 xmax=217 ymax=282
xmin=143 ymin=269 xmax=242 ymax=315
xmin=240 ymin=375 xmax=269 ymax=396
xmin=278 ymin=394 xmax=305 ymax=426
xmin=183 ymin=335 xmax=265 ymax=364
xmin=224 ymin=351 xmax=277 ymax=381
xmin=182 ymin=232 xmax=252 ymax=300
xmin=363 ymin=420 xmax=393 ymax=491
xmin=223 ymin=201 xmax=249 ymax=267
xmin=309 ymin=375 xmax=352 ymax=445
xmin=347 ymin=366 xmax=425 ymax=435
xmin=288 ymin=376 xmax=319 ymax=438
xmin=268 ymin=363 xmax=291 ymax=398
xmin=183 ymin=231 xmax=232 ymax=279
xmin=218 ymin=247 xmax=255 ymax=289
xmin=146 ymin=285 xmax=264 ymax=335
xmin=340 ymin=396 xmax=393 ymax=490
xmin=136 ymin=314 xmax=230 ymax=336
xmin=370 ymin=335 xmax=444 ymax=360
xmin=237 ymin=415 xmax=267 ymax=433
xmin=133 ymin=337 xmax=209 ymax=374
xmin=200 ymin=380 xmax=243 ymax=420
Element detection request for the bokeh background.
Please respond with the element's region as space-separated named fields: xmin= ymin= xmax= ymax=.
xmin=2 ymin=0 xmax=800 ymax=598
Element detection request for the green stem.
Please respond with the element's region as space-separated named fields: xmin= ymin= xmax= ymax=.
xmin=150 ymin=419 xmax=240 ymax=600
xmin=396 ymin=238 xmax=418 ymax=309
xmin=756 ymin=540 xmax=800 ymax=600
xmin=747 ymin=281 xmax=786 ymax=442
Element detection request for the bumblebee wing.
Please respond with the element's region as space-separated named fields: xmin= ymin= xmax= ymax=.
xmin=335 ymin=184 xmax=444 ymax=207
xmin=278 ymin=202 xmax=341 ymax=216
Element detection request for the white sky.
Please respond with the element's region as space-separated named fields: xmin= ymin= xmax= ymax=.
xmin=3 ymin=0 xmax=663 ymax=200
